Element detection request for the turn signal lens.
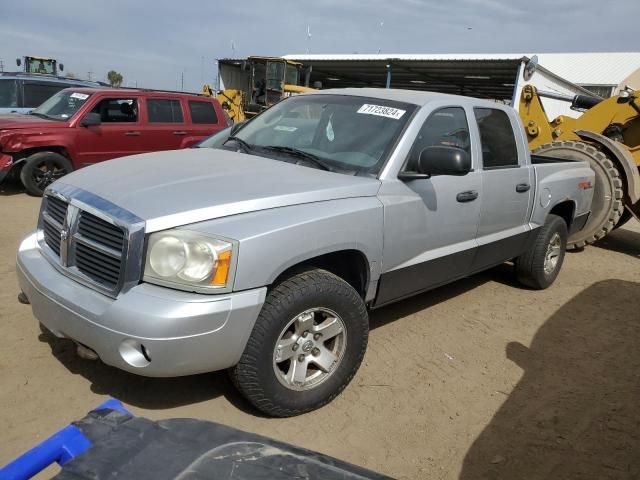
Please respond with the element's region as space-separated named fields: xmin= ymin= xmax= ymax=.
xmin=212 ymin=250 xmax=232 ymax=286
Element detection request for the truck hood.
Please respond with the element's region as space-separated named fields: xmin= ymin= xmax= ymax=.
xmin=57 ymin=148 xmax=381 ymax=232
xmin=0 ymin=113 xmax=67 ymax=130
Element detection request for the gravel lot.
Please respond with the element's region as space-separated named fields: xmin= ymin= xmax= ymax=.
xmin=2 ymin=181 xmax=639 ymax=479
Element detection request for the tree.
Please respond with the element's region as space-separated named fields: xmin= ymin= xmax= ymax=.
xmin=107 ymin=70 xmax=123 ymax=87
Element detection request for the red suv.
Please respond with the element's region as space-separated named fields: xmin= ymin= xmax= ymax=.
xmin=0 ymin=88 xmax=229 ymax=195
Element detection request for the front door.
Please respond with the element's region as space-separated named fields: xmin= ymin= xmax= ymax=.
xmin=74 ymin=96 xmax=144 ymax=166
xmin=471 ymin=107 xmax=534 ymax=271
xmin=377 ymin=106 xmax=482 ymax=306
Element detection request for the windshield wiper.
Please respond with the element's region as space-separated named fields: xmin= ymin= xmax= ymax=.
xmin=262 ymin=146 xmax=333 ymax=172
xmin=223 ymin=136 xmax=254 ymax=153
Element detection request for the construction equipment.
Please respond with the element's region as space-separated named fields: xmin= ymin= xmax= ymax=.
xmin=203 ymin=56 xmax=316 ymax=122
xmin=519 ymin=84 xmax=640 ymax=248
xmin=16 ymin=55 xmax=63 ymax=76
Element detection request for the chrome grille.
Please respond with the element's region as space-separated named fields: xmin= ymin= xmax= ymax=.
xmin=38 ymin=188 xmax=145 ymax=297
xmin=42 ymin=196 xmax=68 ymax=256
xmin=75 ymin=211 xmax=125 ymax=288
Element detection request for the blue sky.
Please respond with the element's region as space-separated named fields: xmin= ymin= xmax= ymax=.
xmin=1 ymin=0 xmax=637 ymax=92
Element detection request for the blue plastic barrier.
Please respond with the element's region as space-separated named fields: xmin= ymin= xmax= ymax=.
xmin=0 ymin=399 xmax=130 ymax=480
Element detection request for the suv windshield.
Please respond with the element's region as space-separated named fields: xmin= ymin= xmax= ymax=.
xmin=31 ymin=90 xmax=92 ymax=121
xmin=226 ymin=94 xmax=416 ymax=175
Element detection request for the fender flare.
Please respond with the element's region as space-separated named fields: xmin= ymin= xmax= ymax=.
xmin=575 ymin=129 xmax=640 ymax=203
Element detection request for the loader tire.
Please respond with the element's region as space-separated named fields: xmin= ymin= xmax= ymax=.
xmin=533 ymin=141 xmax=624 ymax=249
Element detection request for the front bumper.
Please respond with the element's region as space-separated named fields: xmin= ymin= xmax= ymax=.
xmin=16 ymin=231 xmax=266 ymax=377
xmin=0 ymin=153 xmax=13 ymax=183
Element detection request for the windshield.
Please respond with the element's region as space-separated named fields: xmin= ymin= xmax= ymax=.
xmin=227 ymin=94 xmax=415 ymax=175
xmin=32 ymin=90 xmax=92 ymax=121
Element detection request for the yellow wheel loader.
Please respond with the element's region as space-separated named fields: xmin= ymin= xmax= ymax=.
xmin=203 ymin=56 xmax=316 ymax=123
xmin=519 ymin=84 xmax=640 ymax=248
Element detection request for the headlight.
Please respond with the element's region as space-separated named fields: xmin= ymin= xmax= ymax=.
xmin=143 ymin=230 xmax=237 ymax=293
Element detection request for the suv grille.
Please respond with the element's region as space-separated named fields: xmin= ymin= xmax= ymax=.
xmin=40 ymin=194 xmax=130 ymax=295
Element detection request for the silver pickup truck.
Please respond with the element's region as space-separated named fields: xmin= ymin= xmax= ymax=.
xmin=17 ymin=88 xmax=594 ymax=417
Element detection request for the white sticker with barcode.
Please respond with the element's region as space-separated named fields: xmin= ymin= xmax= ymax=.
xmin=357 ymin=104 xmax=406 ymax=119
xmin=70 ymin=93 xmax=89 ymax=100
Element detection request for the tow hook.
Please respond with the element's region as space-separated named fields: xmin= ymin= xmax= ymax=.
xmin=17 ymin=292 xmax=30 ymax=304
xmin=76 ymin=343 xmax=99 ymax=361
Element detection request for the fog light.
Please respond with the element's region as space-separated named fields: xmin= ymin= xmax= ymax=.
xmin=119 ymin=339 xmax=152 ymax=368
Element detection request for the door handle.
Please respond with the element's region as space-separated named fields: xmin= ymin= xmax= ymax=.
xmin=516 ymin=183 xmax=531 ymax=193
xmin=173 ymin=131 xmax=187 ymax=135
xmin=125 ymin=131 xmax=141 ymax=136
xmin=456 ymin=190 xmax=479 ymax=202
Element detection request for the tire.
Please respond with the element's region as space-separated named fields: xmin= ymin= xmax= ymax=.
xmin=231 ymin=268 xmax=369 ymax=417
xmin=614 ymin=209 xmax=633 ymax=230
xmin=516 ymin=214 xmax=568 ymax=290
xmin=533 ymin=141 xmax=624 ymax=249
xmin=20 ymin=151 xmax=73 ymax=197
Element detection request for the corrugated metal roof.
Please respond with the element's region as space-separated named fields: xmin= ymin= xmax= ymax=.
xmin=284 ymin=52 xmax=640 ymax=86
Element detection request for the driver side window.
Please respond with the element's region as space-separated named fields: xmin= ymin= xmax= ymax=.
xmin=91 ymin=98 xmax=138 ymax=123
xmin=406 ymin=107 xmax=470 ymax=172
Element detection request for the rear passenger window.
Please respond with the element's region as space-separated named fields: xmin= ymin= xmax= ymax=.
xmin=147 ymin=99 xmax=184 ymax=123
xmin=406 ymin=107 xmax=470 ymax=171
xmin=474 ymin=108 xmax=518 ymax=168
xmin=189 ymin=101 xmax=218 ymax=124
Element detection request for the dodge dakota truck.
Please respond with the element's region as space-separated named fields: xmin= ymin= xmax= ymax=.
xmin=17 ymin=88 xmax=594 ymax=417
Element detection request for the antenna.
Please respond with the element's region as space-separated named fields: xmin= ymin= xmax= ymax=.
xmin=231 ymin=40 xmax=236 ymax=57
xmin=378 ymin=21 xmax=384 ymax=54
xmin=306 ymin=25 xmax=312 ymax=54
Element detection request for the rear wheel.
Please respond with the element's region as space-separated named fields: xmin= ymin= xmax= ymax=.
xmin=20 ymin=151 xmax=73 ymax=197
xmin=533 ymin=141 xmax=624 ymax=249
xmin=516 ymin=214 xmax=568 ymax=289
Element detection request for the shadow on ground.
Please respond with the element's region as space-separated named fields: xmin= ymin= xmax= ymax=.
xmin=460 ymin=279 xmax=640 ymax=479
xmin=0 ymin=178 xmax=25 ymax=196
xmin=594 ymin=224 xmax=640 ymax=258
xmin=37 ymin=329 xmax=256 ymax=414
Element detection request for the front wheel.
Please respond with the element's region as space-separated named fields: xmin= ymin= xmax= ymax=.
xmin=231 ymin=268 xmax=369 ymax=417
xmin=20 ymin=151 xmax=73 ymax=196
xmin=515 ymin=214 xmax=568 ymax=290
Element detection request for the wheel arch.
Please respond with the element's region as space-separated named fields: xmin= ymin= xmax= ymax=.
xmin=270 ymin=249 xmax=371 ymax=300
xmin=11 ymin=146 xmax=73 ymax=169
xmin=575 ymin=129 xmax=640 ymax=204
xmin=549 ymin=200 xmax=576 ymax=228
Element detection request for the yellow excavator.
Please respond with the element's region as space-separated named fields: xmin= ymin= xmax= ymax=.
xmin=203 ymin=56 xmax=315 ymax=123
xmin=519 ymin=83 xmax=640 ymax=248
xmin=16 ymin=56 xmax=63 ymax=76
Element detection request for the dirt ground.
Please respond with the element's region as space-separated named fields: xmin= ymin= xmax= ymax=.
xmin=1 ymin=180 xmax=639 ymax=479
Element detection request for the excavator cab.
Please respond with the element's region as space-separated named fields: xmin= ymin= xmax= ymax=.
xmin=246 ymin=57 xmax=308 ymax=115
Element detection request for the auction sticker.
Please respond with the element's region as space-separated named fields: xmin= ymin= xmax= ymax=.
xmin=70 ymin=93 xmax=89 ymax=100
xmin=357 ymin=104 xmax=405 ymax=119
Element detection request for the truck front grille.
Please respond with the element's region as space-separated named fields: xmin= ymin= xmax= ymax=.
xmin=74 ymin=211 xmax=126 ymax=289
xmin=42 ymin=196 xmax=69 ymax=256
xmin=38 ymin=190 xmax=143 ymax=297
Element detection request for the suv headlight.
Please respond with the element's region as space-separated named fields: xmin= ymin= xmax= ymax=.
xmin=143 ymin=230 xmax=237 ymax=293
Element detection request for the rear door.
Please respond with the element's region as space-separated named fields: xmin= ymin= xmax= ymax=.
xmin=470 ymin=107 xmax=534 ymax=271
xmin=184 ymin=99 xmax=225 ymax=146
xmin=74 ymin=95 xmax=145 ymax=165
xmin=143 ymin=97 xmax=187 ymax=150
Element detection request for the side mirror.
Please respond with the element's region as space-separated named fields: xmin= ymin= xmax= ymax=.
xmin=417 ymin=146 xmax=471 ymax=176
xmin=59 ymin=63 xmax=64 ymax=72
xmin=80 ymin=112 xmax=101 ymax=127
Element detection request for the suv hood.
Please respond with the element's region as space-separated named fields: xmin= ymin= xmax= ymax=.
xmin=56 ymin=148 xmax=381 ymax=232
xmin=0 ymin=113 xmax=66 ymax=130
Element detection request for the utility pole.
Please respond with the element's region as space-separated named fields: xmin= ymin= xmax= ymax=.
xmin=0 ymin=59 xmax=4 ymax=72
xmin=181 ymin=72 xmax=184 ymax=91
xmin=87 ymin=71 xmax=94 ymax=81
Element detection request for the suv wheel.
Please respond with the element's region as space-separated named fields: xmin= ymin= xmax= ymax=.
xmin=231 ymin=268 xmax=369 ymax=417
xmin=20 ymin=151 xmax=73 ymax=196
